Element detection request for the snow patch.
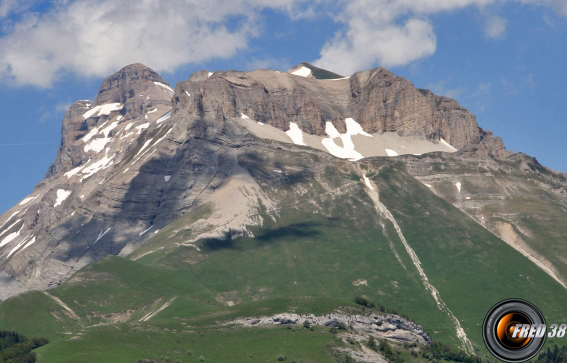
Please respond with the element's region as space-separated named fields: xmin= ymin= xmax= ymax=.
xmin=385 ymin=149 xmax=398 ymax=157
xmin=164 ymin=175 xmax=171 ymax=182
xmin=79 ymin=152 xmax=115 ymax=181
xmin=363 ymin=174 xmax=374 ymax=190
xmin=208 ymin=72 xmax=213 ymax=78
xmin=18 ymin=237 xmax=36 ymax=254
xmin=345 ymin=118 xmax=372 ymax=137
xmin=257 ymin=122 xmax=264 ymax=125
xmin=455 ymin=182 xmax=462 ymax=192
xmin=83 ymin=103 xmax=122 ymax=119
xmin=7 ymin=235 xmax=35 ymax=258
xmin=0 ymin=212 xmax=20 ymax=230
xmin=82 ymin=126 xmax=100 ymax=143
xmin=0 ymin=223 xmax=23 ymax=247
xmin=156 ymin=111 xmax=171 ymax=124
xmin=440 ymin=138 xmax=458 ymax=152
xmin=185 ymin=90 xmax=190 ymax=97
xmin=291 ymin=66 xmax=311 ymax=77
xmin=147 ymin=108 xmax=157 ymax=114
xmin=135 ymin=139 xmax=154 ymax=158
xmin=19 ymin=196 xmax=37 ymax=206
xmin=84 ymin=137 xmax=111 ymax=153
xmin=154 ymin=82 xmax=174 ymax=93
xmin=240 ymin=113 xmax=249 ymax=119
xmin=139 ymin=226 xmax=153 ymax=236
xmin=94 ymin=228 xmax=112 ymax=243
xmin=321 ymin=118 xmax=371 ymax=161
xmin=54 ymin=189 xmax=71 ymax=207
xmin=65 ymin=165 xmax=85 ymax=178
xmin=285 ymin=122 xmax=306 ymax=145
xmin=424 ymin=184 xmax=432 ymax=188
xmin=135 ymin=122 xmax=150 ymax=134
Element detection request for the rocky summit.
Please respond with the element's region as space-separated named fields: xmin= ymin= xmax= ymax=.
xmin=0 ymin=62 xmax=566 ymax=362
xmin=0 ymin=62 xmax=512 ymax=300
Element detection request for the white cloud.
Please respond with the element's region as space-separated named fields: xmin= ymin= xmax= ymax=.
xmin=314 ymin=0 xmax=567 ymax=75
xmin=1 ymin=0 xmax=567 ymax=86
xmin=484 ymin=14 xmax=508 ymax=39
xmin=0 ymin=0 xmax=40 ymax=19
xmin=0 ymin=0 xmax=307 ymax=87
xmin=519 ymin=0 xmax=567 ymax=19
xmin=316 ymin=17 xmax=436 ymax=75
xmin=314 ymin=0 xmax=499 ymax=75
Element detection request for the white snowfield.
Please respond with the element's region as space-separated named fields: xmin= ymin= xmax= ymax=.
xmin=79 ymin=151 xmax=115 ymax=181
xmin=156 ymin=111 xmax=171 ymax=124
xmin=54 ymin=189 xmax=71 ymax=207
xmin=83 ymin=103 xmax=122 ymax=119
xmin=7 ymin=236 xmax=35 ymax=258
xmin=0 ymin=223 xmax=23 ymax=247
xmin=238 ymin=115 xmax=459 ymax=161
xmin=135 ymin=122 xmax=150 ymax=134
xmin=440 ymin=138 xmax=458 ymax=152
xmin=285 ymin=122 xmax=306 ymax=145
xmin=363 ymin=174 xmax=374 ymax=190
xmin=83 ymin=121 xmax=118 ymax=153
xmin=153 ymin=82 xmax=174 ymax=94
xmin=0 ymin=212 xmax=20 ymax=230
xmin=19 ymin=196 xmax=38 ymax=206
xmin=385 ymin=149 xmax=398 ymax=157
xmin=290 ymin=66 xmax=311 ymax=77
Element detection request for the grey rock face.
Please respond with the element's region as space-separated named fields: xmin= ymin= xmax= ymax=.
xmin=0 ymin=62 xmax=524 ymax=300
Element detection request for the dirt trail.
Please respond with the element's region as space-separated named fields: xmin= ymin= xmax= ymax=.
xmin=43 ymin=291 xmax=81 ymax=320
xmin=360 ymin=172 xmax=474 ymax=355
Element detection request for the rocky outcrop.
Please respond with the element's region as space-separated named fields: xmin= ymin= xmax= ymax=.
xmin=229 ymin=312 xmax=431 ymax=344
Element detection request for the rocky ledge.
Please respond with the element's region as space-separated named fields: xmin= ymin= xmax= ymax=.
xmin=228 ymin=312 xmax=431 ymax=344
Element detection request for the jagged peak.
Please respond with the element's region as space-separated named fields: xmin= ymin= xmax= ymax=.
xmin=286 ymin=62 xmax=345 ymax=80
xmin=95 ymin=63 xmax=170 ymax=105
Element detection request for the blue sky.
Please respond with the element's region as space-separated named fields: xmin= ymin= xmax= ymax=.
xmin=1 ymin=0 xmax=566 ymax=214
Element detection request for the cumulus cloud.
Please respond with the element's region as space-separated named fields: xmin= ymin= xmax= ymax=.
xmin=1 ymin=0 xmax=567 ymax=86
xmin=484 ymin=14 xmax=508 ymax=39
xmin=314 ymin=0 xmax=500 ymax=75
xmin=0 ymin=0 xmax=307 ymax=87
xmin=314 ymin=0 xmax=567 ymax=75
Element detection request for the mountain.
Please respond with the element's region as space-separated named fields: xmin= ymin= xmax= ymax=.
xmin=0 ymin=63 xmax=566 ymax=362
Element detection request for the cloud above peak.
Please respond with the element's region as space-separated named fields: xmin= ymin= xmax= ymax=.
xmin=0 ymin=0 xmax=307 ymax=87
xmin=0 ymin=0 xmax=566 ymax=87
xmin=314 ymin=0 xmax=501 ymax=75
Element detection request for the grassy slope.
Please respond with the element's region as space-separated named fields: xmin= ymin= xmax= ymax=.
xmin=372 ymin=162 xmax=567 ymax=357
xmin=1 ymin=153 xmax=566 ymax=362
